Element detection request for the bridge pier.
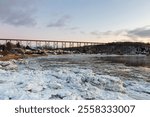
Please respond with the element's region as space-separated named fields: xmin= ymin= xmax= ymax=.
xmin=53 ymin=42 xmax=58 ymax=49
xmin=45 ymin=41 xmax=49 ymax=48
xmin=77 ymin=42 xmax=81 ymax=47
xmin=69 ymin=42 xmax=74 ymax=48
xmin=26 ymin=41 xmax=31 ymax=47
xmin=62 ymin=42 xmax=66 ymax=48
xmin=36 ymin=41 xmax=41 ymax=48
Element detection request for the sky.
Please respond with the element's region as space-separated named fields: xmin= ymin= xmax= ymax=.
xmin=0 ymin=0 xmax=150 ymax=43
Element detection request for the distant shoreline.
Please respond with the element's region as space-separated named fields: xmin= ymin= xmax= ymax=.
xmin=0 ymin=41 xmax=150 ymax=61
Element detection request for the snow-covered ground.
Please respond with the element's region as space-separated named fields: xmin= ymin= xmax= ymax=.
xmin=0 ymin=54 xmax=150 ymax=100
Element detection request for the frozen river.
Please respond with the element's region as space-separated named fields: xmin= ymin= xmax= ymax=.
xmin=0 ymin=54 xmax=150 ymax=100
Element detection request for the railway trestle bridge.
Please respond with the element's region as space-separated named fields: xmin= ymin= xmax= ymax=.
xmin=0 ymin=38 xmax=102 ymax=49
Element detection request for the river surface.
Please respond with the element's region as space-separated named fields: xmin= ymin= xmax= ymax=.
xmin=99 ymin=55 xmax=150 ymax=67
xmin=33 ymin=54 xmax=150 ymax=82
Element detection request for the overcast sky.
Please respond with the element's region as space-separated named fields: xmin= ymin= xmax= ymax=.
xmin=0 ymin=0 xmax=150 ymax=42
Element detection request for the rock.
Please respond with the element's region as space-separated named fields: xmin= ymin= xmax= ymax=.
xmin=25 ymin=49 xmax=34 ymax=54
xmin=49 ymin=94 xmax=65 ymax=99
xmin=12 ymin=48 xmax=25 ymax=54
xmin=0 ymin=61 xmax=10 ymax=67
xmin=42 ymin=50 xmax=47 ymax=55
xmin=0 ymin=60 xmax=18 ymax=70
xmin=18 ymin=59 xmax=28 ymax=64
xmin=48 ymin=82 xmax=62 ymax=89
xmin=25 ymin=83 xmax=44 ymax=93
xmin=36 ymin=49 xmax=47 ymax=55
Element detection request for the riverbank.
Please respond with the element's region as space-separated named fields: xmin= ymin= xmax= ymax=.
xmin=0 ymin=41 xmax=150 ymax=61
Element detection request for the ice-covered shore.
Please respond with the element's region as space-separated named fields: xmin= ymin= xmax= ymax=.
xmin=0 ymin=54 xmax=150 ymax=100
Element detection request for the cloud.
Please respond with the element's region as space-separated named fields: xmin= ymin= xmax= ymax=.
xmin=127 ymin=25 xmax=150 ymax=38
xmin=80 ymin=31 xmax=86 ymax=34
xmin=90 ymin=30 xmax=135 ymax=42
xmin=47 ymin=15 xmax=71 ymax=28
xmin=0 ymin=0 xmax=36 ymax=26
xmin=90 ymin=30 xmax=127 ymax=36
xmin=90 ymin=26 xmax=150 ymax=42
xmin=90 ymin=31 xmax=101 ymax=36
xmin=69 ymin=27 xmax=79 ymax=30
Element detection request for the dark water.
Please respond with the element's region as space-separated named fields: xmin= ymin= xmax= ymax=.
xmin=99 ymin=55 xmax=150 ymax=68
xmin=30 ymin=55 xmax=150 ymax=69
